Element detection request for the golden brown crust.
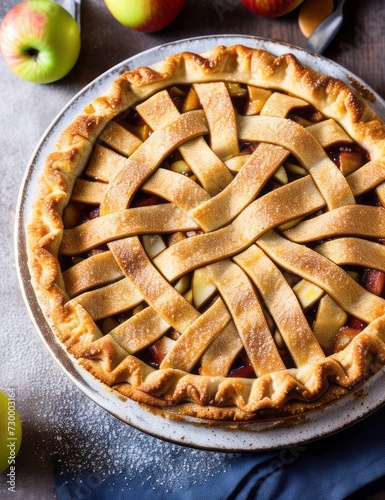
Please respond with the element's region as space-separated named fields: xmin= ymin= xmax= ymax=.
xmin=26 ymin=45 xmax=385 ymax=422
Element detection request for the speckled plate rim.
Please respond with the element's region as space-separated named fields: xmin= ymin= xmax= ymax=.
xmin=15 ymin=34 xmax=385 ymax=452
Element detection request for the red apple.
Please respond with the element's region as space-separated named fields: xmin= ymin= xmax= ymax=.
xmin=0 ymin=0 xmax=81 ymax=84
xmin=241 ymin=0 xmax=305 ymax=18
xmin=104 ymin=0 xmax=185 ymax=33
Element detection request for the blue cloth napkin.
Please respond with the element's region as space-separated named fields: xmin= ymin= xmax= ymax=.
xmin=55 ymin=405 xmax=385 ymax=500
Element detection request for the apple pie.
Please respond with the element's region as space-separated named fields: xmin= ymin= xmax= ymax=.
xmin=26 ymin=45 xmax=385 ymax=421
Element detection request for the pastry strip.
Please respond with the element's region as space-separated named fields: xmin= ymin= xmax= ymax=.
xmin=136 ymin=89 xmax=233 ymax=195
xmin=60 ymin=204 xmax=199 ymax=255
xmin=191 ymin=144 xmax=289 ymax=232
xmin=306 ymin=119 xmax=354 ymax=148
xmin=260 ymin=93 xmax=310 ymax=117
xmin=63 ymin=251 xmax=123 ymax=297
xmin=285 ymin=206 xmax=385 ymax=243
xmin=108 ymin=236 xmax=200 ymax=333
xmin=207 ymin=260 xmax=285 ymax=375
xmin=100 ymin=110 xmax=208 ymax=215
xmin=71 ymin=178 xmax=106 ymax=204
xmin=237 ymin=114 xmax=355 ymax=209
xmin=223 ymin=156 xmax=385 ymax=197
xmin=194 ymin=82 xmax=239 ymax=161
xmin=315 ymin=237 xmax=385 ymax=271
xmin=257 ymin=230 xmax=385 ymax=323
xmin=98 ymin=121 xmax=143 ymax=157
xmin=199 ymin=321 xmax=243 ymax=377
xmin=135 ymin=89 xmax=180 ymax=129
xmin=179 ymin=139 xmax=234 ymax=196
xmin=69 ymin=278 xmax=143 ymax=320
xmin=346 ymin=159 xmax=385 ymax=195
xmin=109 ymin=306 xmax=170 ymax=353
xmin=234 ymin=245 xmax=325 ymax=367
xmin=85 ymin=145 xmax=126 ymax=182
xmin=160 ymin=297 xmax=231 ymax=372
xmin=153 ymin=175 xmax=325 ymax=281
xmin=72 ymin=168 xmax=210 ymax=210
xmin=140 ymin=168 xmax=210 ymax=211
xmin=109 ymin=278 xmax=195 ymax=354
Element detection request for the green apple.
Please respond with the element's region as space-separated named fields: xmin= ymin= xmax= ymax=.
xmin=241 ymin=0 xmax=305 ymax=17
xmin=0 ymin=390 xmax=22 ymax=475
xmin=0 ymin=0 xmax=81 ymax=84
xmin=104 ymin=0 xmax=185 ymax=33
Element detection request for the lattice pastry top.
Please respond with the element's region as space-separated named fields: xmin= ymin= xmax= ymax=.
xmin=27 ymin=45 xmax=385 ymax=421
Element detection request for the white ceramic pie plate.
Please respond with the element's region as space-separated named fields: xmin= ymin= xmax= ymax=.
xmin=15 ymin=35 xmax=385 ymax=451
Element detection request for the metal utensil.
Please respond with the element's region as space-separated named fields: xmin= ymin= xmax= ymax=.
xmin=61 ymin=0 xmax=81 ymax=30
xmin=305 ymin=0 xmax=346 ymax=54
